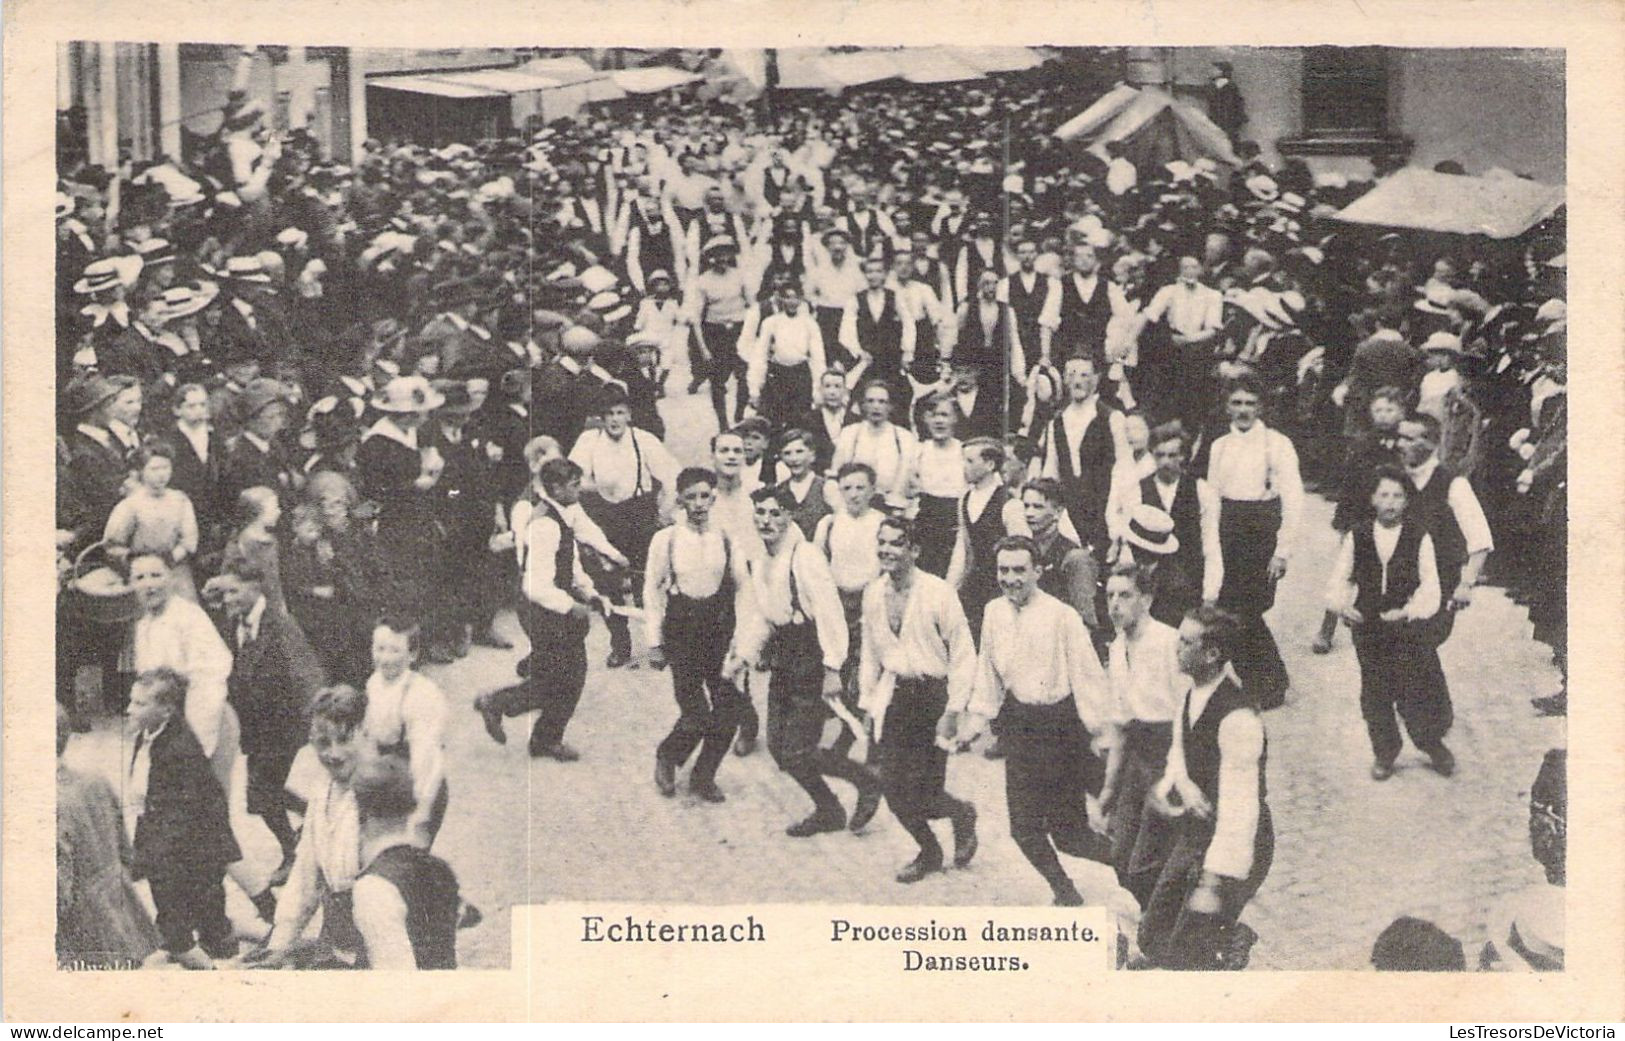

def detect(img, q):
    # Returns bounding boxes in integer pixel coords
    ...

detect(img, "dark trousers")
[701,321,746,424]
[1218,499,1289,704]
[1108,721,1176,908]
[1002,697,1108,895]
[880,678,967,862]
[1352,623,1453,763]
[761,362,813,434]
[656,594,743,786]
[815,307,848,367]
[147,868,233,956]
[764,622,877,816]
[1139,807,1274,970]
[490,602,589,751]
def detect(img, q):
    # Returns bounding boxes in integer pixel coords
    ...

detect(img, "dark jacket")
[130,721,242,880]
[227,604,326,758]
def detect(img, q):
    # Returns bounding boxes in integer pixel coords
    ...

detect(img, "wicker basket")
[61,540,142,625]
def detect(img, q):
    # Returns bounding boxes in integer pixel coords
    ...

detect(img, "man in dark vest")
[474,459,610,761]
[1139,605,1272,970]
[1001,237,1060,373]
[1137,420,1222,626]
[953,270,1024,437]
[1398,413,1494,652]
[946,437,1025,642]
[1046,244,1128,366]
[1019,478,1102,637]
[1041,354,1128,561]
[773,428,833,540]
[952,213,1007,310]
[1328,467,1453,780]
[840,256,913,405]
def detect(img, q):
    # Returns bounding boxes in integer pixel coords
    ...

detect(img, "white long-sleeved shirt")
[747,311,826,402]
[512,495,619,572]
[968,590,1115,741]
[1107,617,1186,726]
[270,778,361,950]
[859,570,977,739]
[1405,457,1495,557]
[521,495,599,614]
[1325,524,1441,620]
[804,245,867,312]
[832,422,918,504]
[813,508,885,593]
[363,668,447,848]
[1206,422,1304,560]
[131,599,233,759]
[735,528,848,672]
[568,427,677,505]
[642,521,752,648]
[1166,670,1265,881]
[909,439,967,499]
[1142,281,1224,339]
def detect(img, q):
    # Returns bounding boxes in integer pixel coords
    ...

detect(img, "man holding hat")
[1132,421,1223,627]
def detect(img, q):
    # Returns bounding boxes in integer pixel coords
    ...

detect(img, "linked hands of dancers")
[1149,770,1213,821]
[1267,554,1288,582]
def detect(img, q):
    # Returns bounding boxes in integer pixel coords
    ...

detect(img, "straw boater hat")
[371,375,445,414]
[1421,331,1466,356]
[1122,504,1179,556]
[203,255,274,284]
[73,256,143,295]
[151,281,220,322]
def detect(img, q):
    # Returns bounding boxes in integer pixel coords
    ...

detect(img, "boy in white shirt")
[813,463,886,762]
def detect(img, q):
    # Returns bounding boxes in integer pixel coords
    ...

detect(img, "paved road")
[66,373,1565,970]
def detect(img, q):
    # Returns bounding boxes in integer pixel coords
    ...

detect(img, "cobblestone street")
[67,383,1565,970]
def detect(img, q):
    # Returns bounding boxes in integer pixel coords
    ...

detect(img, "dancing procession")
[52,44,1567,973]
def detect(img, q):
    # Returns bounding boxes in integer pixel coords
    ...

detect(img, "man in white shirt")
[1140,606,1271,970]
[569,389,677,668]
[474,459,610,761]
[955,535,1116,906]
[813,463,886,765]
[747,283,827,431]
[832,381,918,508]
[1204,375,1302,709]
[859,515,980,883]
[1137,256,1224,423]
[645,468,754,802]
[1397,413,1494,647]
[1099,562,1187,910]
[726,485,884,837]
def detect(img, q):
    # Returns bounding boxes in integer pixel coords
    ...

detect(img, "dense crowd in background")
[53,48,1566,973]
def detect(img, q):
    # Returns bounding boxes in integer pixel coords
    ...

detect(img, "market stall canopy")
[369,75,508,99]
[610,66,702,94]
[946,46,1047,73]
[889,48,986,84]
[520,57,627,103]
[1054,84,1240,166]
[1331,167,1566,239]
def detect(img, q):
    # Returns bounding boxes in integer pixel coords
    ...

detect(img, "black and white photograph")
[46,37,1573,980]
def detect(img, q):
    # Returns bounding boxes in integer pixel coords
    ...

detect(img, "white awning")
[368,75,507,99]
[441,69,565,94]
[1333,168,1566,239]
[610,67,702,94]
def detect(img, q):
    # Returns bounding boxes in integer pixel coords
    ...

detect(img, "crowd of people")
[54,46,1566,972]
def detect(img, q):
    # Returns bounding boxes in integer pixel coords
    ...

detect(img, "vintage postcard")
[4,0,1622,1023]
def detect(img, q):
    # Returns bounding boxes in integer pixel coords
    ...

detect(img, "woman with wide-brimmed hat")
[355,376,446,620]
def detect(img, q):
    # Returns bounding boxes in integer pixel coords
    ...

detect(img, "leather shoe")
[457,901,484,930]
[690,780,726,803]
[1370,759,1395,781]
[654,757,677,797]
[733,732,757,757]
[982,737,1006,760]
[474,695,507,745]
[606,650,633,669]
[472,628,513,650]
[1310,631,1335,655]
[849,786,883,832]
[532,742,580,762]
[1531,693,1567,717]
[1052,884,1085,907]
[895,856,943,884]
[1427,744,1456,777]
[951,802,979,868]
[786,810,846,837]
